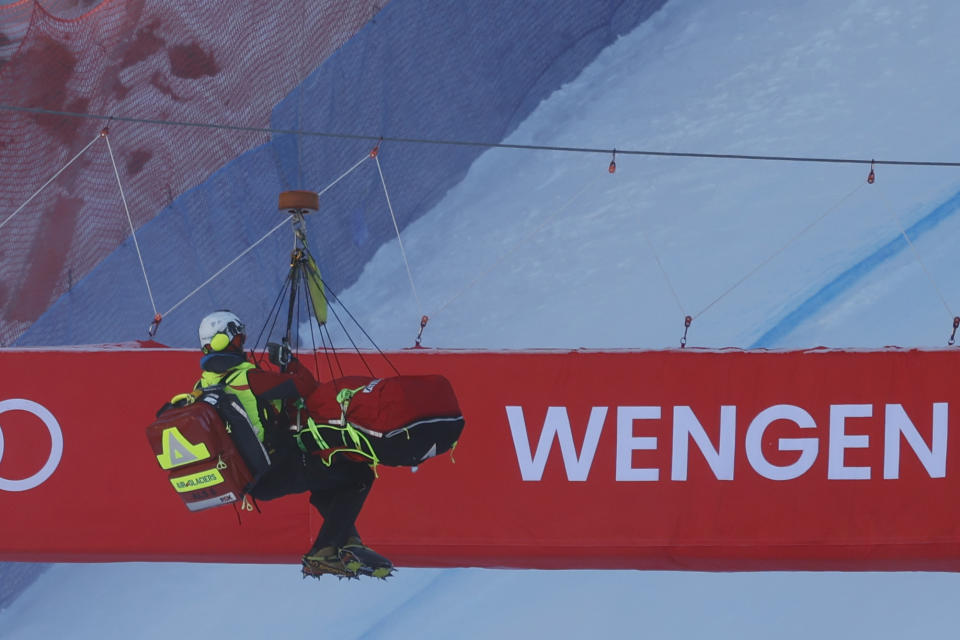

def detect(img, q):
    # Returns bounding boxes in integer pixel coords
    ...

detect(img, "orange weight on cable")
[278,190,319,212]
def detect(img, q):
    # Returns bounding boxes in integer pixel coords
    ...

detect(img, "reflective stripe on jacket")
[198,361,265,441]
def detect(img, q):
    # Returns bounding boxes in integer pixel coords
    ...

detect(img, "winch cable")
[318,325,342,381]
[296,259,342,380]
[250,267,292,368]
[302,244,399,377]
[258,213,398,381]
[310,297,342,382]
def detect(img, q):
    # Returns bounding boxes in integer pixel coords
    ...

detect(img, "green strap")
[295,418,329,453]
[296,417,381,476]
[335,386,366,413]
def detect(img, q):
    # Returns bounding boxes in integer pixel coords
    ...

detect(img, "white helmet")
[198,310,246,353]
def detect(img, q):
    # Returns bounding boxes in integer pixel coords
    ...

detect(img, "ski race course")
[4,0,960,638]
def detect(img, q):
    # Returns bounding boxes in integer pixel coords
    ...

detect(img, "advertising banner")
[0,347,957,570]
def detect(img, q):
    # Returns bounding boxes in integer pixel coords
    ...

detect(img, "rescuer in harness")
[193,309,394,579]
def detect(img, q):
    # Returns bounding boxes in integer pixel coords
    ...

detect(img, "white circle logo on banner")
[0,399,64,492]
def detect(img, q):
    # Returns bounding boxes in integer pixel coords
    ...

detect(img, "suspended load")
[145,188,464,516]
[296,375,464,467]
[266,190,464,469]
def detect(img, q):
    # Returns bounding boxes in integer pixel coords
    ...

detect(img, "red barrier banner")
[1,347,958,570]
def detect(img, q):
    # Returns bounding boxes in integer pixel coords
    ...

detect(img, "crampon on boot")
[301,545,356,580]
[338,538,395,579]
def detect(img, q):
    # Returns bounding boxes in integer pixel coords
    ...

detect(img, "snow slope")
[4,0,960,637]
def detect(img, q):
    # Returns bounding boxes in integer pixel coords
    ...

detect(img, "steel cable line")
[4,104,960,168]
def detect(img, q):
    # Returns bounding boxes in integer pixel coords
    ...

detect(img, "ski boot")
[301,545,357,580]
[338,537,395,579]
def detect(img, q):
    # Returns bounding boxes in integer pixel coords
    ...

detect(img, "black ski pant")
[251,451,374,551]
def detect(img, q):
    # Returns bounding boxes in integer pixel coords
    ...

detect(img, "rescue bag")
[297,375,464,467]
[146,390,270,512]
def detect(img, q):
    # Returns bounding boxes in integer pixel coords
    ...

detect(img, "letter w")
[506,406,607,481]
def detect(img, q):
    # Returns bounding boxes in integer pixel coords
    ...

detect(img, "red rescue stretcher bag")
[146,391,270,512]
[300,375,464,467]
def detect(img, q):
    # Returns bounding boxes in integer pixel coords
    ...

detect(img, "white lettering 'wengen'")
[506,403,948,482]
[0,399,64,492]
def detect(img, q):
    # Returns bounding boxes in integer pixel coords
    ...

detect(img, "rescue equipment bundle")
[295,374,464,467]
